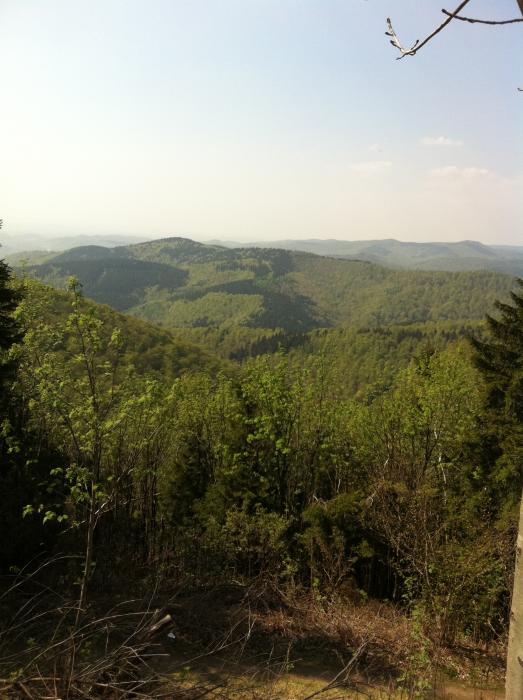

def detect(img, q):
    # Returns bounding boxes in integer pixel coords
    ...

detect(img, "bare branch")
[442,10,523,25]
[386,0,471,59]
[385,18,419,58]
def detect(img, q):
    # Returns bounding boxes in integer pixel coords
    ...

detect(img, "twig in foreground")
[386,0,471,58]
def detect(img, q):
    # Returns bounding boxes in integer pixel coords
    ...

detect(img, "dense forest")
[1,237,523,697]
[212,239,523,277]
[9,237,523,277]
[15,238,515,338]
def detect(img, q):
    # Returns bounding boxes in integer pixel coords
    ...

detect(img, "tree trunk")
[75,489,96,628]
[506,491,523,699]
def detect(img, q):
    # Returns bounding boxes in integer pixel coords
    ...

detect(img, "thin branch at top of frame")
[441,10,523,25]
[386,0,472,59]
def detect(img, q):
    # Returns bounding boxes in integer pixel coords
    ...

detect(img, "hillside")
[17,237,516,335]
[17,278,225,380]
[212,238,523,276]
[287,320,485,395]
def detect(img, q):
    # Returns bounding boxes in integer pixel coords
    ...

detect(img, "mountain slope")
[18,278,225,380]
[26,255,188,311]
[19,237,517,333]
[214,238,523,275]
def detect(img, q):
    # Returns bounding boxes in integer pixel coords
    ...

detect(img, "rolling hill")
[18,278,225,380]
[17,237,517,335]
[213,238,523,276]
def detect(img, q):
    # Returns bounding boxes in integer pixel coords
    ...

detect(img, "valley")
[2,0,522,695]
[13,237,515,350]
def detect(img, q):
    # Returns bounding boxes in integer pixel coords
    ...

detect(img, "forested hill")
[216,238,523,276]
[17,278,225,380]
[18,236,516,333]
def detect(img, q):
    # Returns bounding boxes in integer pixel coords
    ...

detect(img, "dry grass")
[152,583,505,699]
[0,571,506,699]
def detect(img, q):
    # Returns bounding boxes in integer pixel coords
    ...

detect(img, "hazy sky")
[1,0,522,244]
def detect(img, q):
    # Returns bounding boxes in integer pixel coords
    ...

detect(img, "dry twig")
[441,9,523,24]
[386,0,472,58]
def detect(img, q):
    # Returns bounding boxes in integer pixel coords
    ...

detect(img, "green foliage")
[132,291,265,329]
[220,506,291,579]
[13,277,224,380]
[470,279,523,506]
[18,237,516,335]
[0,257,62,571]
[344,345,510,640]
[288,320,484,397]
[301,492,366,594]
[217,238,523,277]
[2,270,522,657]
[0,255,21,394]
[15,280,167,531]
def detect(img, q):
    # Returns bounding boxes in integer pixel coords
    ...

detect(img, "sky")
[0,0,522,245]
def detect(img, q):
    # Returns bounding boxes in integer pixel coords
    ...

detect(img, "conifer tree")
[472,279,523,699]
[0,220,21,397]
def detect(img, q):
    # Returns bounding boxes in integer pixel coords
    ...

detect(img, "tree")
[386,1,523,60]
[0,221,41,573]
[382,5,523,687]
[0,220,21,399]
[471,280,523,699]
[356,347,494,643]
[17,278,172,624]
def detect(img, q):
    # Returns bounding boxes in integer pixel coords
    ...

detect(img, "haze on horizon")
[1,0,521,246]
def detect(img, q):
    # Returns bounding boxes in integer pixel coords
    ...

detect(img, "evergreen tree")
[472,279,523,415]
[471,279,523,496]
[0,220,21,396]
[0,220,41,573]
[471,279,523,700]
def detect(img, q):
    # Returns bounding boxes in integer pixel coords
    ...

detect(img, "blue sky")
[1,0,521,244]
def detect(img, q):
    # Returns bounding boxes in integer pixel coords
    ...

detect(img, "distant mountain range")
[1,233,152,255]
[208,238,523,276]
[5,236,523,276]
[13,236,517,334]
